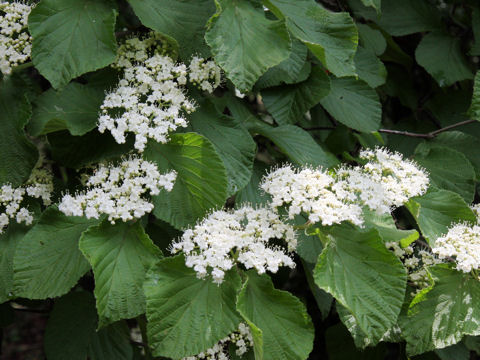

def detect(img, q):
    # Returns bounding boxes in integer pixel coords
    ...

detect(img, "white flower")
[334,147,429,214]
[58,157,176,223]
[188,56,221,93]
[99,33,196,152]
[181,323,253,360]
[171,205,296,284]
[432,222,480,273]
[0,2,33,75]
[260,165,364,226]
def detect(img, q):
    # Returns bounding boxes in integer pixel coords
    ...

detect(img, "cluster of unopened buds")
[98,32,221,152]
[0,168,53,233]
[58,157,176,223]
[182,323,253,360]
[0,2,33,75]
[171,205,297,284]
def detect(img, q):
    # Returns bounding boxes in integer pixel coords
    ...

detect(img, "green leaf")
[414,145,476,203]
[405,188,476,245]
[86,321,134,360]
[262,67,330,125]
[144,132,228,229]
[188,99,256,196]
[415,32,473,87]
[469,71,480,121]
[356,24,386,56]
[314,225,407,342]
[0,223,29,304]
[29,82,104,136]
[362,209,419,247]
[44,291,98,360]
[320,77,381,132]
[470,8,480,56]
[29,0,117,89]
[127,0,216,59]
[348,0,441,36]
[354,46,387,88]
[256,39,311,89]
[360,0,381,13]
[248,122,339,168]
[0,77,38,187]
[49,130,134,169]
[205,0,291,92]
[400,265,480,355]
[143,255,242,358]
[427,132,480,178]
[79,220,162,327]
[13,206,98,299]
[236,271,314,360]
[266,0,358,77]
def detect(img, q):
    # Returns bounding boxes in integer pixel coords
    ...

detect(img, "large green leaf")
[320,77,381,132]
[45,291,133,360]
[144,132,228,229]
[79,220,162,327]
[400,265,480,356]
[414,145,476,203]
[256,39,310,89]
[29,83,104,136]
[314,225,407,342]
[143,255,242,358]
[205,0,291,92]
[236,271,314,360]
[13,206,97,299]
[235,161,271,207]
[187,100,256,196]
[265,0,358,77]
[0,77,38,187]
[247,121,339,168]
[427,132,480,177]
[405,188,476,246]
[29,0,117,89]
[348,0,441,36]
[471,8,480,56]
[354,46,387,88]
[0,223,29,304]
[469,71,480,121]
[360,0,381,13]
[356,24,386,56]
[415,32,473,87]
[127,0,216,59]
[262,67,330,125]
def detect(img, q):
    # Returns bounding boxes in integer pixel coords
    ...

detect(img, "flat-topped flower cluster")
[171,205,296,284]
[98,32,221,152]
[0,2,33,75]
[0,167,53,233]
[59,157,176,223]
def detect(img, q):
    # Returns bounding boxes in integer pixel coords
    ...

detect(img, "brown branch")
[378,119,477,139]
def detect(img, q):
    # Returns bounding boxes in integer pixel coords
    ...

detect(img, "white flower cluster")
[0,168,54,233]
[335,148,429,214]
[0,2,32,75]
[188,56,221,93]
[58,157,176,223]
[171,205,297,284]
[98,51,194,152]
[260,165,364,226]
[432,222,480,273]
[182,323,253,360]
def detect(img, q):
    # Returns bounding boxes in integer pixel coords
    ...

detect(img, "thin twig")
[379,119,477,139]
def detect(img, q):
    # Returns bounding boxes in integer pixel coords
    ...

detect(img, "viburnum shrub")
[2,0,480,359]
